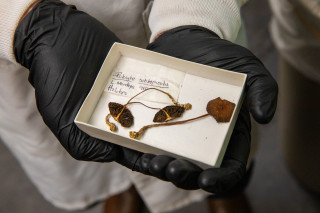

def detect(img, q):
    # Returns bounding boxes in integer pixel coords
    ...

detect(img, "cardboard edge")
[214,74,247,167]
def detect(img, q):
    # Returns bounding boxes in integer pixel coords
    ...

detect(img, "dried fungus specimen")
[206,97,235,122]
[153,105,185,122]
[109,102,134,127]
[130,114,209,139]
[105,88,192,131]
[105,114,117,132]
[130,97,235,139]
[105,102,134,132]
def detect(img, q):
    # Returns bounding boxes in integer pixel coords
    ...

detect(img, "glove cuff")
[148,0,247,42]
[0,0,39,63]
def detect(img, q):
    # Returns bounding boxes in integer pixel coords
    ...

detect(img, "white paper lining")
[104,57,185,104]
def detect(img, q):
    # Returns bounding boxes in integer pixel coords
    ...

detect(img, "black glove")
[13,0,154,173]
[146,26,278,194]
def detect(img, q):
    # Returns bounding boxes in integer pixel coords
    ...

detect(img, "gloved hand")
[13,0,154,173]
[146,26,278,194]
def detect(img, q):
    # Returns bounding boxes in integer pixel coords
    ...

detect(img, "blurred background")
[1,0,320,212]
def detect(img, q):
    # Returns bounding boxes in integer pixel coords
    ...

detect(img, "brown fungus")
[105,88,192,131]
[153,105,185,122]
[108,102,134,128]
[206,97,235,122]
[129,97,236,139]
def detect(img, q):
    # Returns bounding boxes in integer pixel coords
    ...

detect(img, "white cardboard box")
[75,42,246,169]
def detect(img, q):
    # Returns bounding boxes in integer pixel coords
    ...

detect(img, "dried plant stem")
[115,105,126,121]
[127,101,172,121]
[126,87,191,109]
[105,114,117,132]
[126,88,177,105]
[116,88,191,123]
[129,114,210,139]
[127,101,161,110]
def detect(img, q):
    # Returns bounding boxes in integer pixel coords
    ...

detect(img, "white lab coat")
[269,0,320,83]
[0,1,208,212]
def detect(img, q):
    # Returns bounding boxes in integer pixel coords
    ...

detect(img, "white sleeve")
[148,0,248,42]
[0,0,38,63]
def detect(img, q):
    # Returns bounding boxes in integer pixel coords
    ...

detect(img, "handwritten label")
[138,78,169,89]
[106,72,136,96]
[104,57,185,104]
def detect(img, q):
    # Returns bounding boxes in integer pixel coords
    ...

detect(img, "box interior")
[75,43,246,168]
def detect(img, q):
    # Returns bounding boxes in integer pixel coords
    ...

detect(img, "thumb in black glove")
[13,0,153,174]
[146,26,278,194]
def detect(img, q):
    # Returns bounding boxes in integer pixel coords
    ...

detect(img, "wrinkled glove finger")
[149,155,175,181]
[166,159,202,190]
[64,124,119,162]
[198,159,246,194]
[244,67,278,124]
[133,153,156,175]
